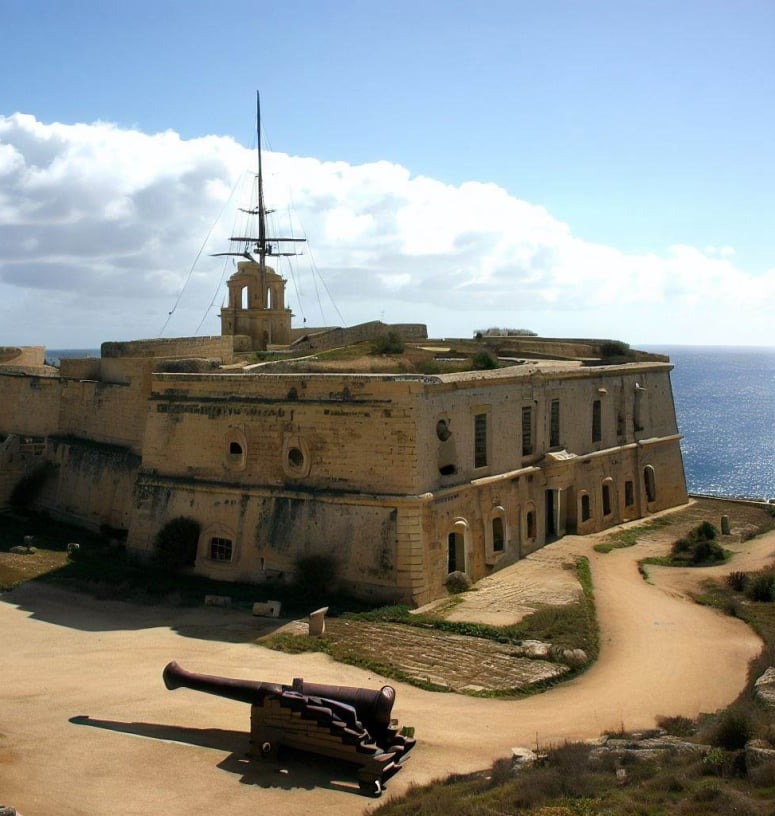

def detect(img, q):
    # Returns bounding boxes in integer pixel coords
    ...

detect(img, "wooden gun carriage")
[163,661,415,795]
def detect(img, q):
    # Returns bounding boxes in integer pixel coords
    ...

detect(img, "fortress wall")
[0,435,47,507]
[0,346,47,367]
[60,358,101,380]
[290,321,427,353]
[98,357,156,388]
[36,438,141,532]
[142,376,421,494]
[127,481,408,604]
[0,373,62,436]
[58,379,148,453]
[143,383,417,494]
[101,335,237,362]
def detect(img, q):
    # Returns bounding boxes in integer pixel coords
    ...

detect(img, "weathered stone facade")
[0,336,687,605]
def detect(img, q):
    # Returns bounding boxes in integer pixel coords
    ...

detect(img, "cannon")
[163,661,415,795]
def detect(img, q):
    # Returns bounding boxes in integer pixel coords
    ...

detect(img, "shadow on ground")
[0,581,290,642]
[69,715,371,796]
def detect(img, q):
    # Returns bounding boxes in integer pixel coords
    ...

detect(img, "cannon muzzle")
[163,661,282,705]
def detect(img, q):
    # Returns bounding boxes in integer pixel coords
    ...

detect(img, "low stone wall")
[291,321,427,353]
[0,346,46,367]
[101,336,238,363]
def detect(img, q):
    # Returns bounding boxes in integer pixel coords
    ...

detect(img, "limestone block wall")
[290,321,427,353]
[0,434,48,507]
[58,379,149,453]
[0,373,62,437]
[59,357,101,380]
[35,438,141,532]
[101,335,237,363]
[413,363,680,494]
[127,479,407,603]
[141,372,426,494]
[0,346,46,367]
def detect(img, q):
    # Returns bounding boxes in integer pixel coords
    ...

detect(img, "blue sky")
[1,0,773,347]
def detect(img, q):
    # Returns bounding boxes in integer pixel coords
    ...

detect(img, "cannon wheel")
[359,778,382,797]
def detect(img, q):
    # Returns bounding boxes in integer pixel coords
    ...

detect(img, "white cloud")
[0,113,773,347]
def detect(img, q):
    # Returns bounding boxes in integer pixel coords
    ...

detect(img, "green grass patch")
[594,516,673,553]
[261,557,598,694]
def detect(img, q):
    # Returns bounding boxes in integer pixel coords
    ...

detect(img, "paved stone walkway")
[322,619,568,693]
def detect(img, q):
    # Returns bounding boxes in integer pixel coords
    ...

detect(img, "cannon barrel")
[163,662,396,733]
[163,661,283,705]
[292,678,395,729]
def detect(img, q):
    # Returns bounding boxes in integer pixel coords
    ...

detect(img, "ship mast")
[213,91,304,266]
[256,90,266,262]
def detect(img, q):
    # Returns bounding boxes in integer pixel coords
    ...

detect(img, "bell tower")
[220,260,292,349]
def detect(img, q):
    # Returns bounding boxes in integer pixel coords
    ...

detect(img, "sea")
[645,346,775,502]
[47,346,775,502]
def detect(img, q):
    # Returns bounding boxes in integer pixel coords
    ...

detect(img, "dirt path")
[1,522,772,816]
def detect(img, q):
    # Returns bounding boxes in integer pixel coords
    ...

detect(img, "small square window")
[210,537,233,562]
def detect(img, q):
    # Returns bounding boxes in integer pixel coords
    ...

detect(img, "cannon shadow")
[68,715,364,795]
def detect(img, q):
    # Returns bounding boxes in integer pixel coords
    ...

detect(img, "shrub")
[294,553,338,602]
[373,332,404,355]
[709,708,753,750]
[690,520,719,542]
[691,538,725,565]
[599,340,631,359]
[152,517,200,572]
[745,571,775,602]
[726,571,748,592]
[445,570,473,594]
[656,714,695,737]
[471,350,497,370]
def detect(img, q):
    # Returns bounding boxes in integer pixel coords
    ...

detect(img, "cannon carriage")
[163,661,415,795]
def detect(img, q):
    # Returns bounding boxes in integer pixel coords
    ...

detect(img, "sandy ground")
[1,526,773,816]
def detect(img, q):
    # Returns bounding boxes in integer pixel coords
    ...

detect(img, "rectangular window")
[592,399,602,443]
[474,413,488,468]
[210,537,233,562]
[581,494,591,522]
[521,406,533,456]
[625,480,634,507]
[549,399,560,448]
[526,510,536,539]
[602,483,612,516]
[492,517,505,552]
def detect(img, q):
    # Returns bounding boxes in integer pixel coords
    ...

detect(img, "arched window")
[447,518,470,575]
[225,428,247,472]
[525,504,536,540]
[492,517,505,552]
[580,492,591,522]
[602,483,612,516]
[644,466,656,502]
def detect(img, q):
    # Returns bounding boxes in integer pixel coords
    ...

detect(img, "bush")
[657,714,695,737]
[599,340,631,359]
[709,708,753,750]
[471,350,497,370]
[670,522,725,566]
[445,570,473,594]
[152,517,200,572]
[294,553,338,602]
[690,520,719,542]
[745,571,775,602]
[691,538,725,565]
[373,332,404,355]
[726,571,748,592]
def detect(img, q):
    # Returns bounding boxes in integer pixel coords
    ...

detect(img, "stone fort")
[0,259,687,605]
